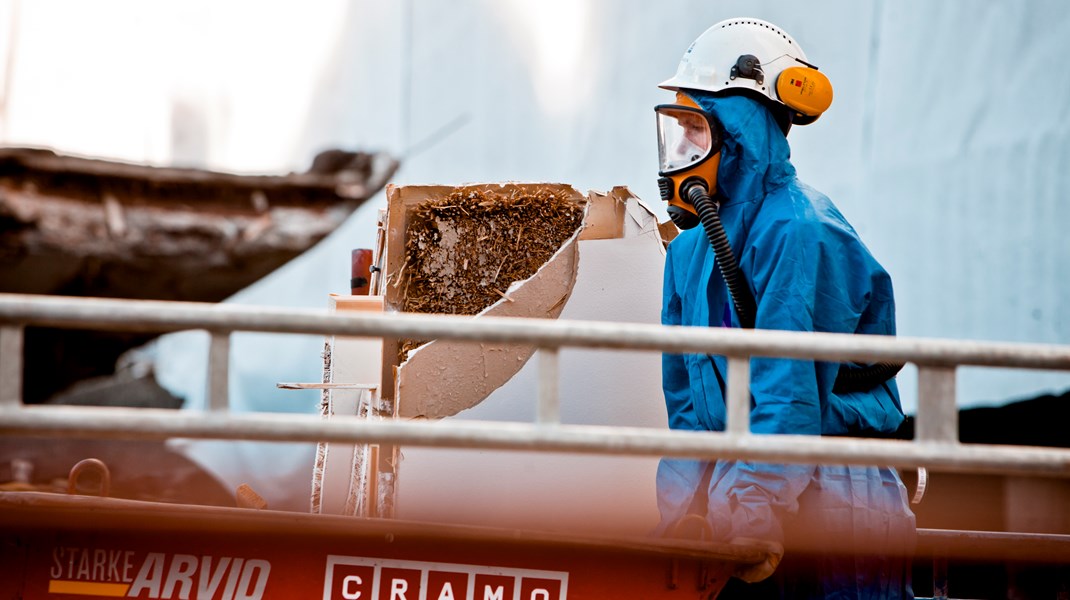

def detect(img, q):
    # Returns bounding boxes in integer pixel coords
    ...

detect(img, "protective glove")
[730,537,784,583]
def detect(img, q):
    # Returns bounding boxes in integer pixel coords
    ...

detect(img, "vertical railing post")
[726,356,751,435]
[207,331,231,412]
[0,325,24,407]
[537,347,560,425]
[916,365,958,444]
[932,555,949,600]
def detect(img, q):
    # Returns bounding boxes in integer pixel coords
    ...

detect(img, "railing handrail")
[2,405,1068,477]
[0,293,1068,369]
[0,292,1068,479]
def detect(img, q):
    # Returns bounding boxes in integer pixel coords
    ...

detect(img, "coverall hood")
[685,92,796,206]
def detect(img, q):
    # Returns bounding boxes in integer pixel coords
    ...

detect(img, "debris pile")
[395,187,584,361]
[399,187,585,316]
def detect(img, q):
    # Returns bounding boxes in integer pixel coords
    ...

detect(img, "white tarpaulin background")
[3,0,1068,509]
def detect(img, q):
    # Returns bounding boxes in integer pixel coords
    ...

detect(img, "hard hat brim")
[657,75,686,92]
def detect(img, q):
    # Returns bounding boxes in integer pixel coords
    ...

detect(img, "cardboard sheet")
[395,187,670,536]
[386,183,587,419]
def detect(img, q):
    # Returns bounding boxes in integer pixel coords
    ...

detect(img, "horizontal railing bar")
[2,406,1068,478]
[916,528,1070,563]
[2,294,1070,370]
[277,383,379,390]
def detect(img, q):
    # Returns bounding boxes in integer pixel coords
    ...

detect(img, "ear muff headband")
[728,54,834,122]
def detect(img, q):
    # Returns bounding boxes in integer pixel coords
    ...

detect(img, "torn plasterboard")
[588,185,669,244]
[320,184,670,533]
[395,187,670,535]
[384,183,587,419]
[386,184,668,419]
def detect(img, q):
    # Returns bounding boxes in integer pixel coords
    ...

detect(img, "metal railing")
[1,292,1069,478]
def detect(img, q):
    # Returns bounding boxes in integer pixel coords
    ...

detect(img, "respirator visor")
[655,105,717,175]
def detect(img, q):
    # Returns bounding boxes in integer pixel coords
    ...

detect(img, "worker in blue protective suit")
[653,18,916,600]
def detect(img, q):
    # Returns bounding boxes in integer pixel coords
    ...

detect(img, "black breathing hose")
[684,182,904,394]
[688,183,757,329]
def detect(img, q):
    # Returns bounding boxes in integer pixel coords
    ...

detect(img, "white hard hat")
[659,17,828,126]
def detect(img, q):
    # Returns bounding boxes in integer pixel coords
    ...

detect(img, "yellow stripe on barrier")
[47,580,130,597]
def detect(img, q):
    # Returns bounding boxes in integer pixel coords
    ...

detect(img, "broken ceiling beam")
[0,146,399,300]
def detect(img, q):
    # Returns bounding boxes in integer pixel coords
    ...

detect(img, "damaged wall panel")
[321,183,670,533]
[395,186,672,535]
[380,183,587,419]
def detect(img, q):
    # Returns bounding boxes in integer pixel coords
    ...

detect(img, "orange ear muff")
[776,66,833,118]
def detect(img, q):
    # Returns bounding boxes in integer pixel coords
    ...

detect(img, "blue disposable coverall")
[658,93,916,599]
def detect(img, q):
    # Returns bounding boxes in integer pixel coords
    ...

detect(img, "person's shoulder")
[754,181,861,246]
[783,181,859,236]
[753,180,819,227]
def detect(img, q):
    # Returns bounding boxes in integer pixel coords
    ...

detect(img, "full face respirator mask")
[655,93,722,230]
